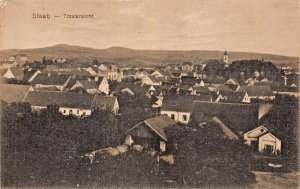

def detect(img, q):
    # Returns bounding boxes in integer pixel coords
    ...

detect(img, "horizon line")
[0,43,299,58]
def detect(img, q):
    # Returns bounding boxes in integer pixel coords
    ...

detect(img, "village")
[0,50,299,188]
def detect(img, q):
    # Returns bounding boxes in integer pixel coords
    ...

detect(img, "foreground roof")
[191,101,259,132]
[127,115,179,141]
[161,94,212,112]
[31,73,70,86]
[0,84,31,103]
[23,91,95,109]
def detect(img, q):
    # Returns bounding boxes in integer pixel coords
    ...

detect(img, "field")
[251,171,299,189]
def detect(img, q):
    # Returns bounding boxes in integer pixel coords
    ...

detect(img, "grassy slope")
[0,44,298,67]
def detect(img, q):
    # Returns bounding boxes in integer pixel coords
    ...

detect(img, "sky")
[0,0,299,57]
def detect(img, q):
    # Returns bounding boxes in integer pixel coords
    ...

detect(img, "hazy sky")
[0,0,299,56]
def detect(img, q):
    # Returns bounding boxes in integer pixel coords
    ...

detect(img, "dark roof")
[161,95,212,113]
[148,75,166,83]
[65,75,91,89]
[77,80,98,90]
[127,115,179,141]
[92,95,117,111]
[114,83,148,94]
[0,84,31,103]
[23,70,38,81]
[31,73,70,86]
[191,101,259,132]
[182,62,193,66]
[123,69,138,76]
[219,91,247,103]
[45,70,92,77]
[23,91,95,109]
[181,77,198,86]
[239,85,274,97]
[204,76,226,85]
[33,86,60,92]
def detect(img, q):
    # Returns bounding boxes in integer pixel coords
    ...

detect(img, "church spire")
[223,49,228,64]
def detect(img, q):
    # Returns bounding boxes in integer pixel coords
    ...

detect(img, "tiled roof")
[31,73,70,86]
[182,62,193,66]
[10,67,24,80]
[0,84,31,103]
[92,95,117,111]
[127,115,179,141]
[23,91,95,109]
[161,94,212,113]
[219,91,247,103]
[239,85,274,97]
[191,101,259,132]
[78,80,98,90]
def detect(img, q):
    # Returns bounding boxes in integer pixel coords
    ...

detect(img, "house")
[191,101,259,132]
[30,73,71,91]
[142,75,166,86]
[244,126,281,154]
[0,84,33,103]
[23,91,119,116]
[23,69,41,82]
[3,67,24,81]
[71,80,99,94]
[244,126,269,145]
[161,95,212,124]
[92,95,119,114]
[182,62,194,72]
[46,64,80,72]
[125,115,183,152]
[123,69,138,78]
[23,91,95,116]
[239,85,275,100]
[219,91,250,103]
[97,65,123,82]
[69,77,109,94]
[135,70,150,80]
[258,133,281,155]
[151,70,170,79]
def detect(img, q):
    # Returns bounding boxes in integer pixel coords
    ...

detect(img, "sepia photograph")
[0,0,299,188]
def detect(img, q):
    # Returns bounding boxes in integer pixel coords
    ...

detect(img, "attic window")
[260,129,264,132]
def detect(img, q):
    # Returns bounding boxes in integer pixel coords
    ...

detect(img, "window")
[183,115,187,121]
[77,110,80,114]
[69,109,73,114]
[171,114,175,120]
[264,144,274,154]
[63,110,66,113]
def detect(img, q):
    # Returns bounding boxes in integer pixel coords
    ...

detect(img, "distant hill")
[0,44,298,67]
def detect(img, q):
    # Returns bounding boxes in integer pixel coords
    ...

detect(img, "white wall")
[161,110,190,124]
[59,107,92,116]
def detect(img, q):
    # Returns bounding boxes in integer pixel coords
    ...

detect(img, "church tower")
[223,50,228,64]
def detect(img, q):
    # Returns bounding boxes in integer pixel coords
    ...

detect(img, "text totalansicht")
[32,13,94,19]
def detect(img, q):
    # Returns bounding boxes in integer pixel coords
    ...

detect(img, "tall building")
[223,50,228,64]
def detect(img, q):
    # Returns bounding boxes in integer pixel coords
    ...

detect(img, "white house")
[161,95,212,124]
[142,75,165,86]
[98,77,109,94]
[23,91,119,116]
[30,73,71,91]
[244,126,269,145]
[244,126,281,155]
[258,133,281,155]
